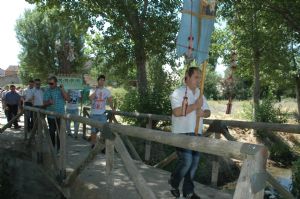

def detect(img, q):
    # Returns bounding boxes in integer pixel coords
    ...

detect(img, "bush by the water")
[243,95,293,165]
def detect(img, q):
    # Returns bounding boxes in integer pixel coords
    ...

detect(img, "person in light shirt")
[23,80,35,131]
[89,75,115,148]
[169,67,211,199]
[43,76,70,152]
[32,79,44,108]
[66,89,82,138]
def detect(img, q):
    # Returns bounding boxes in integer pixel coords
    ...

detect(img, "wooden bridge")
[0,106,297,199]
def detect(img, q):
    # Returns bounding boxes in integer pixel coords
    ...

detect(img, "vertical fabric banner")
[176,0,216,65]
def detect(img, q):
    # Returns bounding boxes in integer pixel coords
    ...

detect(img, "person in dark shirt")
[3,85,22,129]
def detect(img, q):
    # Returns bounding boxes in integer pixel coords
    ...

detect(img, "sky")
[0,0,226,76]
[0,0,34,70]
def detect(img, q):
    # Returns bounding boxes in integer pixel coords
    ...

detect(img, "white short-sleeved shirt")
[170,86,210,135]
[1,90,8,100]
[66,90,81,110]
[33,88,44,106]
[90,87,111,115]
[23,87,35,102]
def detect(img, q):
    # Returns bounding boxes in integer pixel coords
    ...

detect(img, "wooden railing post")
[145,119,152,162]
[37,111,43,164]
[233,147,268,199]
[82,108,87,139]
[41,118,60,174]
[24,109,29,140]
[59,117,67,180]
[106,138,115,199]
[211,132,221,187]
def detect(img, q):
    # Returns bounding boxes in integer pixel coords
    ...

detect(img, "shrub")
[270,143,294,165]
[242,94,292,164]
[119,59,174,127]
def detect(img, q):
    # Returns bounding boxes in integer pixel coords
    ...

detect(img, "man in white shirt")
[1,86,9,120]
[33,79,44,108]
[89,75,115,148]
[169,67,211,199]
[66,89,82,138]
[23,80,35,131]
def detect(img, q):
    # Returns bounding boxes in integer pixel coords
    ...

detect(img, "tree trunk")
[134,36,148,108]
[253,50,261,121]
[58,49,71,74]
[295,76,300,119]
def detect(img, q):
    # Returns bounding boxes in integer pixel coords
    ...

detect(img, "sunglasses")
[48,82,55,85]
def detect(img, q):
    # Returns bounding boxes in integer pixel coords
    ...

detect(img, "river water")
[268,166,293,191]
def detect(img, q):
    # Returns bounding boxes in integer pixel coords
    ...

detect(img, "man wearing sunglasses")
[43,76,70,152]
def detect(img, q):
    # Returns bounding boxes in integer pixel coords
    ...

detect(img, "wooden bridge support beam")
[145,119,152,162]
[211,133,221,187]
[233,147,268,199]
[106,137,115,199]
[0,110,24,133]
[41,118,60,174]
[114,133,157,199]
[37,112,43,164]
[59,118,67,180]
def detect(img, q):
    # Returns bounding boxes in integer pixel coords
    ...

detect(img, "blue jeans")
[90,114,107,134]
[170,133,200,196]
[66,109,79,136]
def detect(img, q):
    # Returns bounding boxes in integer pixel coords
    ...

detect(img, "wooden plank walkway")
[65,135,233,199]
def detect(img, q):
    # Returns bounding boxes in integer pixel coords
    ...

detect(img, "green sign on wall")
[57,75,84,91]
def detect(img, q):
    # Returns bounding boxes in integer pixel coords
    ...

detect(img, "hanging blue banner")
[176,0,216,65]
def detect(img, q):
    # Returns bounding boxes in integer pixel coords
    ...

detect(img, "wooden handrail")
[0,110,24,133]
[83,107,300,134]
[24,106,264,161]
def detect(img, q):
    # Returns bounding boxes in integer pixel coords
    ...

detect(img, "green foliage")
[292,158,300,198]
[204,67,222,100]
[29,0,182,100]
[242,93,288,123]
[15,8,89,82]
[220,0,300,111]
[255,96,288,124]
[119,57,175,125]
[270,143,294,165]
[110,87,128,109]
[242,94,293,164]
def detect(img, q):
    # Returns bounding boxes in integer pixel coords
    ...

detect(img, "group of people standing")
[1,75,113,153]
[1,68,210,199]
[1,79,45,129]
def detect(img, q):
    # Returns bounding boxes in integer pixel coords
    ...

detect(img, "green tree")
[220,0,295,120]
[16,8,88,82]
[27,0,181,110]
